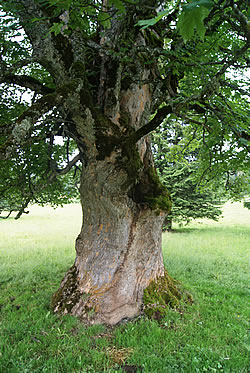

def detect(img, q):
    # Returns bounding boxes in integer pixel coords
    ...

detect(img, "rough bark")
[52,166,166,325]
[48,18,174,324]
[51,118,171,325]
[49,38,174,322]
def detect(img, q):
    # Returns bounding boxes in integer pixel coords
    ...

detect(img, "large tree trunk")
[52,130,171,325]
[50,7,174,325]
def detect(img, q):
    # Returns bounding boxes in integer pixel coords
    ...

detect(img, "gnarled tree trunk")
[15,0,174,325]
[50,21,174,323]
[52,125,171,324]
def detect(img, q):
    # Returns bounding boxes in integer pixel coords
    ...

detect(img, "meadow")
[0,202,249,372]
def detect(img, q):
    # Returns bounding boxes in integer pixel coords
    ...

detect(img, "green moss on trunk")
[129,166,172,213]
[121,140,143,186]
[51,265,85,314]
[143,272,193,320]
[143,167,172,213]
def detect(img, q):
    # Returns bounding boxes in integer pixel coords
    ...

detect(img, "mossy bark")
[50,25,176,325]
[52,131,173,325]
[143,272,193,320]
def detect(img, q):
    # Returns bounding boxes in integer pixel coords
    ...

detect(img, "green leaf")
[32,17,42,23]
[49,22,63,36]
[184,0,213,11]
[83,6,97,16]
[135,10,169,30]
[177,0,214,42]
[98,12,111,29]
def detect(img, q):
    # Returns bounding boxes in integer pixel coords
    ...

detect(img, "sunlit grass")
[163,202,249,283]
[0,202,249,372]
[0,204,81,282]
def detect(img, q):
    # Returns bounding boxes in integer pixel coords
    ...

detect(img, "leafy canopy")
[0,0,249,218]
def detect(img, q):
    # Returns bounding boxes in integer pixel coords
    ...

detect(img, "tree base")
[51,264,141,325]
[51,266,192,325]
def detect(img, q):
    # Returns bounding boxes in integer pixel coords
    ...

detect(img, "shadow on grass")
[165,225,249,235]
[166,228,197,234]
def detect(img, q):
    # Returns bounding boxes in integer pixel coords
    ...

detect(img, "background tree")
[153,121,223,230]
[160,163,223,231]
[153,125,225,231]
[244,200,250,209]
[0,0,249,325]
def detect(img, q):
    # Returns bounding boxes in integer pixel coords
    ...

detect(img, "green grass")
[0,202,249,372]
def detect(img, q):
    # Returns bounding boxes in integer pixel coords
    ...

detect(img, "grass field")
[0,202,249,372]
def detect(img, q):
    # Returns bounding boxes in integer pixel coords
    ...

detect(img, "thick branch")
[0,74,54,94]
[56,153,81,175]
[16,79,79,124]
[9,58,35,72]
[0,211,12,219]
[15,199,30,220]
[127,105,173,144]
[0,57,35,74]
[10,0,73,83]
[0,80,80,159]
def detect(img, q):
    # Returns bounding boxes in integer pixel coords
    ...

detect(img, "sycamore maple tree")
[0,0,249,325]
